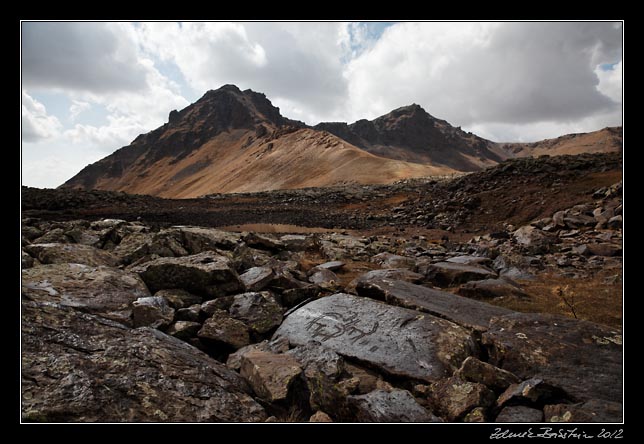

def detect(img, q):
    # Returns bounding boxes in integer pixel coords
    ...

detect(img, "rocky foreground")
[21,174,622,422]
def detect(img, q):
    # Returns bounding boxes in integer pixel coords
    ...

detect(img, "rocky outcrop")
[21,301,266,422]
[483,313,622,403]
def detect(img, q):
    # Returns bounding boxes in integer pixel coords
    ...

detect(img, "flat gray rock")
[355,278,513,331]
[273,294,477,383]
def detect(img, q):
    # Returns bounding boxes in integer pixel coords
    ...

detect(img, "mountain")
[61,84,622,198]
[498,127,622,157]
[62,85,451,198]
[315,104,507,170]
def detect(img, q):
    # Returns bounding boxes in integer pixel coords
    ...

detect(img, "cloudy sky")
[21,21,622,188]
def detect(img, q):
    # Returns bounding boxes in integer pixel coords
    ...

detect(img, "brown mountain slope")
[62,84,621,199]
[62,85,454,198]
[315,104,506,170]
[85,127,451,198]
[498,127,622,157]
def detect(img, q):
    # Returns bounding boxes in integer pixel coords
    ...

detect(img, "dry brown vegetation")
[488,271,622,328]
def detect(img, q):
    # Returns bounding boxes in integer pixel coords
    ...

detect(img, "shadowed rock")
[21,301,266,422]
[496,406,544,423]
[544,399,623,423]
[456,278,529,300]
[198,309,250,350]
[483,312,622,405]
[430,376,496,421]
[273,293,477,383]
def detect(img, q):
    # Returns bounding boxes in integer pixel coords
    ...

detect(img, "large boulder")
[21,301,266,422]
[113,231,188,265]
[132,252,242,298]
[356,278,513,331]
[482,313,622,405]
[24,243,119,267]
[273,294,477,383]
[347,389,441,422]
[173,226,240,253]
[22,264,150,326]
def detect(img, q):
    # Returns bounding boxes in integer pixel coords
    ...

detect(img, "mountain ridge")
[61,84,622,198]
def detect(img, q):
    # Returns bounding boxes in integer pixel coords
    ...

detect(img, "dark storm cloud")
[22,22,148,93]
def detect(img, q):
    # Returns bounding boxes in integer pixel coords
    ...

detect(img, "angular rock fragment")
[239,266,275,292]
[198,309,250,350]
[229,292,283,335]
[239,350,302,402]
[132,252,242,298]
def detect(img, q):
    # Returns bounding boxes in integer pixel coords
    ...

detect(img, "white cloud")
[69,100,90,121]
[343,22,622,137]
[22,90,62,142]
[135,22,350,124]
[596,61,622,104]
